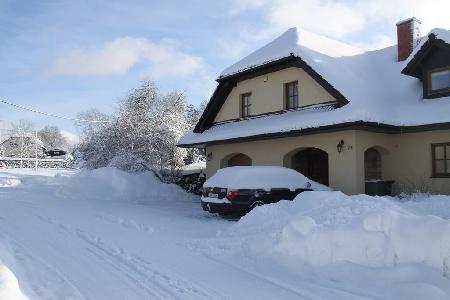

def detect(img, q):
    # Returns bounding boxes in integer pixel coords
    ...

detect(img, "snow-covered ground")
[0,168,450,299]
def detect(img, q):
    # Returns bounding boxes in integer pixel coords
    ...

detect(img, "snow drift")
[399,193,450,220]
[225,191,450,276]
[0,264,29,300]
[56,167,190,203]
[0,175,21,188]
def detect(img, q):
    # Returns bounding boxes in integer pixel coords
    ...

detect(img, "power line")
[0,99,111,123]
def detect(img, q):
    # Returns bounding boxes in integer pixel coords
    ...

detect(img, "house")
[179,18,450,195]
[0,135,47,158]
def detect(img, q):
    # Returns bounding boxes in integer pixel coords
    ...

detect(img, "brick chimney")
[396,17,421,61]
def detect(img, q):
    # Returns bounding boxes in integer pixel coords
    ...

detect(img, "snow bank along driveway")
[0,168,450,299]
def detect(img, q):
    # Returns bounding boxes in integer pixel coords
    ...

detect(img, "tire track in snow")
[95,212,155,233]
[74,229,221,300]
[0,232,89,300]
[34,214,176,298]
[201,252,374,300]
[34,213,223,300]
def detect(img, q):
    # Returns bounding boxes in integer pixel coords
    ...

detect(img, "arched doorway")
[364,147,382,180]
[291,148,329,185]
[227,153,252,167]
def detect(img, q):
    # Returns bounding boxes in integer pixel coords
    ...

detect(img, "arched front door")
[292,148,329,185]
[227,153,252,167]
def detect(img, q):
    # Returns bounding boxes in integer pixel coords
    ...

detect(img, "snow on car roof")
[203,166,331,191]
[180,27,450,146]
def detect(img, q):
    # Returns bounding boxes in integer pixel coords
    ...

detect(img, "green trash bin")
[365,180,395,196]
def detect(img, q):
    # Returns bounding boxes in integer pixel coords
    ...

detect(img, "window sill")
[430,175,450,179]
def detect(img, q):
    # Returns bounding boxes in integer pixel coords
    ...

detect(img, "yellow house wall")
[205,129,450,195]
[206,131,359,195]
[354,130,450,194]
[214,67,336,123]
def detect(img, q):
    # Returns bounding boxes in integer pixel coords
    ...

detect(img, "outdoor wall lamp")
[337,140,345,153]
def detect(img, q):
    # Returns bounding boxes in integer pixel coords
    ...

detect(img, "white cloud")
[50,37,205,78]
[230,0,450,42]
[359,0,450,33]
[267,0,366,38]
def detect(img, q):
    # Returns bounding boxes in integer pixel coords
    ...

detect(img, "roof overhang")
[179,121,450,148]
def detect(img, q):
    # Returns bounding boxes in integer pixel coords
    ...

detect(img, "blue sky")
[1,0,449,133]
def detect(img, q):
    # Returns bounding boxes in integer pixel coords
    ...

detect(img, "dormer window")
[428,66,450,96]
[240,92,251,118]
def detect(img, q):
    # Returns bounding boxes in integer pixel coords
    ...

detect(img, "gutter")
[178,121,450,148]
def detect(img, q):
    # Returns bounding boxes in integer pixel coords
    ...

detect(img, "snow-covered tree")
[74,110,117,169]
[115,82,191,171]
[184,100,207,165]
[38,126,68,150]
[75,80,204,172]
[7,120,45,166]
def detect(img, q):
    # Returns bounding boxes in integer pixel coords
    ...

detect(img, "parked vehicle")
[0,161,6,169]
[201,166,331,216]
[46,149,67,157]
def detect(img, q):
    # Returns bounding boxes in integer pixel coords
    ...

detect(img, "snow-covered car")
[201,166,331,216]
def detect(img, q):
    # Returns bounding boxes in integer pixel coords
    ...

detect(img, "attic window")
[240,92,252,118]
[428,66,450,95]
[285,81,299,109]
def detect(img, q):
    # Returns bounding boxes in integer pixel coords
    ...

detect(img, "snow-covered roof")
[220,28,363,78]
[180,27,450,146]
[1,135,44,146]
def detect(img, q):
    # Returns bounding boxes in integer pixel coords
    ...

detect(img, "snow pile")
[181,161,206,176]
[56,167,189,203]
[0,264,29,300]
[224,191,450,275]
[0,175,21,188]
[203,166,331,191]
